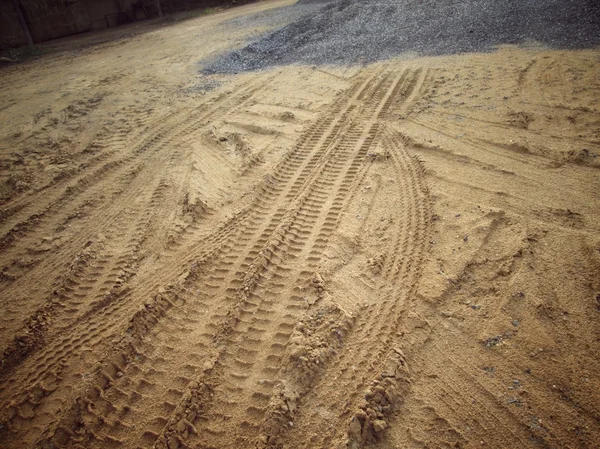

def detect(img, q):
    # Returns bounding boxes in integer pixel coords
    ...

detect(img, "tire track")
[270,72,433,448]
[156,68,416,449]
[190,121,378,447]
[114,69,391,449]
[406,116,554,170]
[149,70,389,448]
[406,336,540,449]
[0,77,266,261]
[140,68,381,284]
[392,228,594,449]
[0,76,280,447]
[276,125,431,448]
[0,77,272,373]
[0,104,166,249]
[28,69,385,449]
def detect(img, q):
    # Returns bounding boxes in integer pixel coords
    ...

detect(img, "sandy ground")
[0,1,599,448]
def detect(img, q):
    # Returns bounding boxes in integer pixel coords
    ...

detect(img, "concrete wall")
[0,1,28,49]
[22,0,92,43]
[1,0,257,51]
[86,0,135,30]
[1,0,149,49]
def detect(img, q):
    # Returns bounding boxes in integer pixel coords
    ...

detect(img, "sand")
[0,1,599,448]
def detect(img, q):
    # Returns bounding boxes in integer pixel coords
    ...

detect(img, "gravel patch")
[202,0,600,74]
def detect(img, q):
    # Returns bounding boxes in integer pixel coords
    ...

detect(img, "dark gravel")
[202,0,600,74]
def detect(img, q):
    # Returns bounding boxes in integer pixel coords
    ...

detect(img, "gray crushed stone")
[202,0,600,74]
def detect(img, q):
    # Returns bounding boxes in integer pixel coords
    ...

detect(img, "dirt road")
[1,1,599,448]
